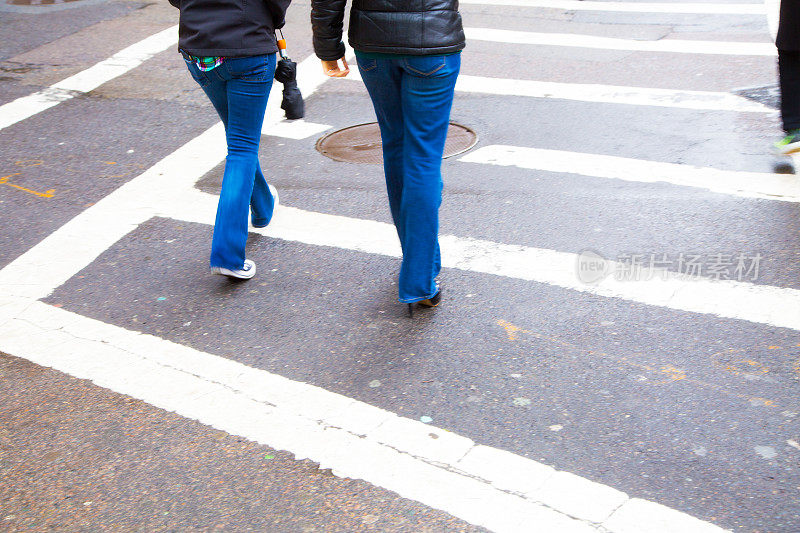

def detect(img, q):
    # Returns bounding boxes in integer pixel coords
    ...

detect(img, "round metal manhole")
[316,122,478,164]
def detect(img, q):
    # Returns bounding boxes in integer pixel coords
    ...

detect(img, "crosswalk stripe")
[0,302,727,533]
[460,145,800,203]
[343,69,775,113]
[766,0,780,38]
[346,70,769,113]
[455,75,770,112]
[163,188,800,332]
[0,17,777,530]
[465,27,776,56]
[0,46,739,527]
[459,0,764,15]
[0,25,177,132]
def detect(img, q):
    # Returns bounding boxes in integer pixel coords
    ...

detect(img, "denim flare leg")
[356,53,460,303]
[184,54,277,270]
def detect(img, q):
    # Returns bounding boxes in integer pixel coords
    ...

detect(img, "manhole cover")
[733,83,780,110]
[316,122,478,164]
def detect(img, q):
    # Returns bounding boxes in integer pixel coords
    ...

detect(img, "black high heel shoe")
[407,288,442,317]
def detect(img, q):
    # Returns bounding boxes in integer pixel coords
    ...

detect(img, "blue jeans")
[356,53,461,303]
[184,53,277,270]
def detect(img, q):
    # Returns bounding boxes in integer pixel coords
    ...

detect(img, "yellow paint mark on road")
[768,346,781,350]
[497,319,786,410]
[711,350,772,377]
[653,365,687,385]
[8,184,55,198]
[0,172,55,198]
[752,398,776,407]
[14,159,43,168]
[497,319,529,341]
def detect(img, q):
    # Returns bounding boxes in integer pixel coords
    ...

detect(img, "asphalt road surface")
[1,0,798,532]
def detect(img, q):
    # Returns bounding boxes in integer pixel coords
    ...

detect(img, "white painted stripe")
[459,0,764,15]
[265,119,332,139]
[0,55,329,303]
[0,38,746,533]
[346,70,770,113]
[765,0,780,39]
[168,188,800,332]
[0,301,729,533]
[0,26,178,132]
[460,144,800,203]
[457,75,771,112]
[465,27,776,56]
[0,123,227,302]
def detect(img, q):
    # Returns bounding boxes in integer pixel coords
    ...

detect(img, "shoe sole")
[776,141,800,156]
[211,260,256,279]
[779,145,800,156]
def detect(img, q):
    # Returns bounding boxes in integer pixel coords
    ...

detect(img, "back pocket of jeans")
[227,56,271,81]
[184,59,211,87]
[403,55,446,77]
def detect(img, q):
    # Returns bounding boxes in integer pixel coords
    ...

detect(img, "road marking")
[166,188,800,332]
[0,302,728,533]
[0,172,54,198]
[455,75,771,112]
[459,0,764,15]
[465,27,776,56]
[265,119,332,139]
[0,25,177,132]
[765,0,779,38]
[0,36,749,533]
[496,320,778,407]
[346,70,770,112]
[460,145,800,202]
[0,53,334,303]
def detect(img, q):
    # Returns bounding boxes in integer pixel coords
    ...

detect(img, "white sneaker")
[211,259,256,279]
[252,184,279,228]
[269,183,279,208]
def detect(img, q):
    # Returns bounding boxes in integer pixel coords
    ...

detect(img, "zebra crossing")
[0,0,794,531]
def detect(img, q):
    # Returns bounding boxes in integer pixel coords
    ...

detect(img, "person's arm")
[266,0,291,30]
[311,0,349,77]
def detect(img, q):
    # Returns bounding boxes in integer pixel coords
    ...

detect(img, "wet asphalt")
[1,0,799,531]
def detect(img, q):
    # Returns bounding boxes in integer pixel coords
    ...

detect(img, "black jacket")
[169,0,291,57]
[311,0,465,60]
[777,0,799,51]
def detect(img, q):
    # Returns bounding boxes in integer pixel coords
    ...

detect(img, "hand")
[322,57,349,77]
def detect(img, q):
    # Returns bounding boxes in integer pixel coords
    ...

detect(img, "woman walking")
[776,0,800,155]
[170,0,290,279]
[311,0,465,315]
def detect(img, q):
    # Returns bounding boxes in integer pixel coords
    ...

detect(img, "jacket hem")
[178,45,279,57]
[348,41,465,56]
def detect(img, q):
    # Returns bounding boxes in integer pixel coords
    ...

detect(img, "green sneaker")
[775,129,800,156]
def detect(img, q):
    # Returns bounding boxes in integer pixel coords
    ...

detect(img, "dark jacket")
[777,0,799,51]
[169,0,291,57]
[310,0,465,60]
